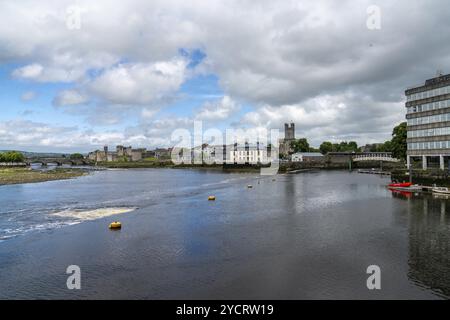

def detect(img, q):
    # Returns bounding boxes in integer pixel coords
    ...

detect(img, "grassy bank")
[0,168,86,186]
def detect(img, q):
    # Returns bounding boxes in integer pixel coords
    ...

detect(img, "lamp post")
[409,162,412,184]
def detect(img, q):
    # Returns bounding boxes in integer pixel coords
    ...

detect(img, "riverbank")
[391,169,450,187]
[0,167,87,185]
[96,161,268,172]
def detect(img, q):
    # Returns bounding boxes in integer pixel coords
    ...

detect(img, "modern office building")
[406,72,450,170]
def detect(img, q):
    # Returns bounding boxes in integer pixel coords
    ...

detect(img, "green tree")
[390,122,407,160]
[330,141,359,152]
[0,151,25,162]
[348,141,358,151]
[319,141,333,154]
[70,153,84,160]
[367,122,405,159]
[369,144,378,152]
[291,138,310,153]
[373,141,393,152]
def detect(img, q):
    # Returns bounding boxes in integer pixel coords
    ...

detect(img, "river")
[0,169,449,299]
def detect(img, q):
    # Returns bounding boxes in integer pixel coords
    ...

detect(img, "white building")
[291,152,324,162]
[171,143,276,165]
[228,144,272,164]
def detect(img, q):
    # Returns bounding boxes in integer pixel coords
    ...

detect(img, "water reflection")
[391,191,450,297]
[2,170,449,299]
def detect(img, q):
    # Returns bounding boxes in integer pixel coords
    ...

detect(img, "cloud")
[53,89,89,106]
[0,120,79,150]
[13,64,43,80]
[20,110,34,116]
[141,108,159,119]
[1,0,449,151]
[195,96,238,121]
[88,59,187,106]
[0,116,198,152]
[20,91,37,101]
[237,92,405,146]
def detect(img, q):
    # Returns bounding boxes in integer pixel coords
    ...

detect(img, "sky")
[1,0,450,153]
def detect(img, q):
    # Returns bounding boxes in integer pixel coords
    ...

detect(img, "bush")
[0,151,25,163]
[70,153,84,160]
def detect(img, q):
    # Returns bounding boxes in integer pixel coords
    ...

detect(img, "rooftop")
[292,152,324,157]
[406,73,450,94]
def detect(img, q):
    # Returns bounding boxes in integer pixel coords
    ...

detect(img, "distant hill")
[0,150,71,159]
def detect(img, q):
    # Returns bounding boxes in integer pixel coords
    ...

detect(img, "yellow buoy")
[208,196,216,201]
[109,221,122,229]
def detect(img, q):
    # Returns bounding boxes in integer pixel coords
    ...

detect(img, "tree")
[70,153,84,160]
[369,144,378,152]
[348,141,358,151]
[319,141,333,154]
[291,138,310,153]
[364,122,406,159]
[373,141,393,153]
[0,151,25,163]
[390,122,407,160]
[327,141,359,152]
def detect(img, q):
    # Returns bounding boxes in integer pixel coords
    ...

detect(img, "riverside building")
[406,72,450,170]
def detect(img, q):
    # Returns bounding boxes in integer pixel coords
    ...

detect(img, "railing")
[352,154,400,162]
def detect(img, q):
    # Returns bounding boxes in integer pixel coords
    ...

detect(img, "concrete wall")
[327,154,352,164]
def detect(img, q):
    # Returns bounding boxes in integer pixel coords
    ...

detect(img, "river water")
[0,169,449,299]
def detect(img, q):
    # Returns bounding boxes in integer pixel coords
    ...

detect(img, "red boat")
[388,182,412,188]
[391,189,413,198]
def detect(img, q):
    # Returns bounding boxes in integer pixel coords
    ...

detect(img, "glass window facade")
[407,99,450,114]
[406,85,450,102]
[408,140,450,150]
[407,126,450,138]
[407,112,450,126]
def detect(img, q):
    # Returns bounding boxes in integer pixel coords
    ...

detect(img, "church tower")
[284,122,295,141]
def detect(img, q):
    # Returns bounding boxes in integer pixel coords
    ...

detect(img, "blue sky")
[0,49,251,152]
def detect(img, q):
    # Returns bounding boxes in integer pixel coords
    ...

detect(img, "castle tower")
[116,145,124,157]
[284,122,295,141]
[104,145,108,154]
